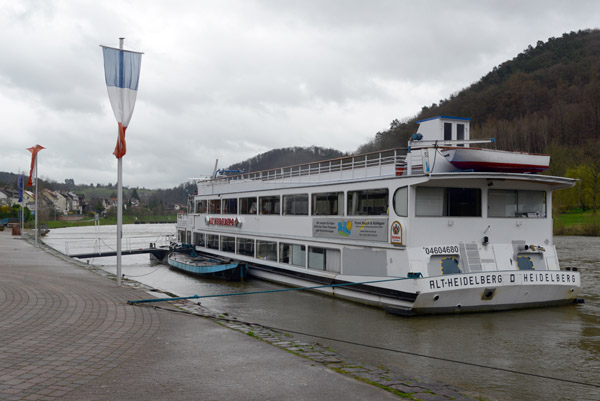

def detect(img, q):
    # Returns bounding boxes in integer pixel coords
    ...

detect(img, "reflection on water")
[44,226,600,401]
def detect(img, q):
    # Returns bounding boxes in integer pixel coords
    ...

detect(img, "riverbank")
[554,209,600,236]
[0,230,482,401]
[42,214,177,228]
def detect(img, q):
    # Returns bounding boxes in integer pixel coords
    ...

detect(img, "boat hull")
[168,253,245,281]
[441,147,550,173]
[248,262,581,316]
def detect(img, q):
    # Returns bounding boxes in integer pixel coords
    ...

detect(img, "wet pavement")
[0,230,482,400]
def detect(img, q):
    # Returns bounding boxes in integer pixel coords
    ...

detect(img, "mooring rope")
[127,276,409,304]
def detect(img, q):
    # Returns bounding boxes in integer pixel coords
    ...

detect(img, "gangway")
[69,247,168,260]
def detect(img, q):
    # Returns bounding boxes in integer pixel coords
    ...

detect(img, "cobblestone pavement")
[0,233,160,400]
[0,231,484,401]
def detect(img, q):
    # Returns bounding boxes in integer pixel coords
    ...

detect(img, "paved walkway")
[0,231,479,400]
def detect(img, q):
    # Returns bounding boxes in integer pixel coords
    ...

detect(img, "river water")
[44,225,600,401]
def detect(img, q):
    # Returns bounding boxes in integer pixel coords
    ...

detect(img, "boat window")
[280,243,306,267]
[393,187,408,217]
[236,238,255,257]
[257,240,277,261]
[312,192,343,216]
[260,196,281,215]
[222,198,238,214]
[195,200,207,214]
[283,194,309,215]
[221,236,236,253]
[457,124,465,147]
[457,124,465,140]
[240,197,257,214]
[415,187,481,217]
[444,123,452,140]
[207,234,219,249]
[347,188,388,216]
[308,247,341,273]
[208,200,221,214]
[488,190,546,218]
[194,232,205,247]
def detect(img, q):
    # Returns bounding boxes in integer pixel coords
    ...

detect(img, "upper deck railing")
[196,147,410,188]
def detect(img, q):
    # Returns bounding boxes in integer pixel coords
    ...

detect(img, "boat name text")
[429,272,578,290]
[206,217,240,227]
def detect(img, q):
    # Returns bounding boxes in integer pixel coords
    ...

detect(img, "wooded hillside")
[226,146,346,173]
[359,29,600,155]
[357,29,600,213]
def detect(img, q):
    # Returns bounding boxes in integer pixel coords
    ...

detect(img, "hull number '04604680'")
[423,245,459,255]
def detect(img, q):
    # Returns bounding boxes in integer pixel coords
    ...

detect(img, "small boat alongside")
[168,244,246,281]
[440,147,550,173]
[176,115,582,315]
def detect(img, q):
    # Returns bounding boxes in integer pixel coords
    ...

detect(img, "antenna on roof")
[211,159,219,179]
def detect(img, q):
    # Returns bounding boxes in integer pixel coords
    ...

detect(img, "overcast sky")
[1,1,599,189]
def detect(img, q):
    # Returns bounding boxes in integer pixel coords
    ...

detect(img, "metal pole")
[19,171,24,237]
[116,37,124,286]
[34,154,39,246]
[21,181,24,236]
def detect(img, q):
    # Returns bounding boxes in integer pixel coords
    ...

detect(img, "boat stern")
[407,269,581,315]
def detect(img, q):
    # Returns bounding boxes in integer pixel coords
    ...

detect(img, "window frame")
[347,188,389,216]
[283,194,309,216]
[415,186,482,217]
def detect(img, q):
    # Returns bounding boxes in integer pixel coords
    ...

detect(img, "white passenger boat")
[176,116,581,315]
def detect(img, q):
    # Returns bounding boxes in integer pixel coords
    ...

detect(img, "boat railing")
[197,147,410,187]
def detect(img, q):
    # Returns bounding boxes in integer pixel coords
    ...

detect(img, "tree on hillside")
[353,30,600,205]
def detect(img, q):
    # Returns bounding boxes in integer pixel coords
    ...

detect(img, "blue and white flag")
[17,174,24,202]
[101,45,143,158]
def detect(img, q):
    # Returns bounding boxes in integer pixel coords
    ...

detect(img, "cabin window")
[222,198,238,214]
[178,230,185,243]
[236,238,255,257]
[240,197,257,214]
[280,243,306,267]
[393,187,408,217]
[208,199,221,214]
[488,190,546,218]
[221,236,236,253]
[308,247,341,273]
[196,200,207,214]
[260,196,281,215]
[415,187,481,217]
[207,234,219,249]
[312,192,343,215]
[457,124,465,147]
[257,240,277,261]
[194,232,206,247]
[444,123,452,140]
[283,194,309,215]
[347,188,388,216]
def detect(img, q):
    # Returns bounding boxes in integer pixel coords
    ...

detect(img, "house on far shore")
[42,189,68,215]
[0,188,34,206]
[0,189,8,205]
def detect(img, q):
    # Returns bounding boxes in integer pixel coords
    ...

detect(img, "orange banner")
[26,144,45,186]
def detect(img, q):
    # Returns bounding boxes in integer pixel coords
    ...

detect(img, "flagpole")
[116,37,124,287]
[20,172,24,237]
[35,154,39,246]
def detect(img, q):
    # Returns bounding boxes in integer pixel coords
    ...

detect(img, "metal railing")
[198,148,409,188]
[63,234,174,256]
